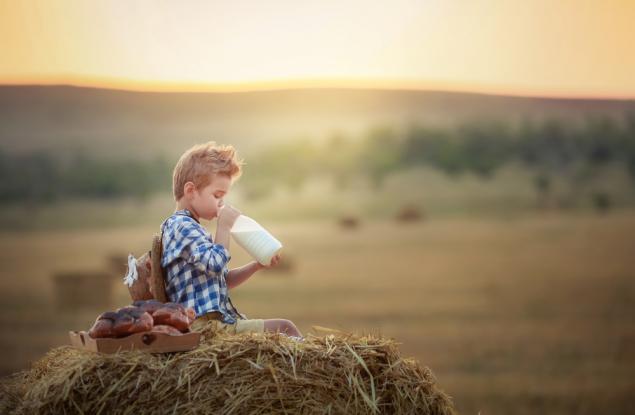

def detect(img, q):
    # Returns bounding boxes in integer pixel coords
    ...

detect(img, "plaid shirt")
[160,209,246,324]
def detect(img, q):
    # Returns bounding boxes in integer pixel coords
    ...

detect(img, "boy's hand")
[258,253,282,270]
[217,204,241,229]
[269,253,282,267]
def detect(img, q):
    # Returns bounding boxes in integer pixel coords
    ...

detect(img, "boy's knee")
[280,319,292,330]
[265,319,300,336]
[282,319,301,337]
[275,319,293,333]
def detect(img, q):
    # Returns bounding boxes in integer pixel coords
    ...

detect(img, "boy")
[160,142,302,338]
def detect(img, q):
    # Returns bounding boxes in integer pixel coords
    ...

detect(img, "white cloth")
[122,254,139,287]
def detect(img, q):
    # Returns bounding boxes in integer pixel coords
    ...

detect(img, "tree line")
[0,152,171,203]
[1,114,634,204]
[245,114,635,195]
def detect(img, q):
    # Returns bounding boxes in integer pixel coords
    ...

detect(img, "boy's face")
[188,174,232,221]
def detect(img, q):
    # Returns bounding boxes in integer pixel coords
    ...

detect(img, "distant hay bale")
[395,205,424,223]
[338,216,360,230]
[53,271,114,311]
[0,327,456,415]
[592,192,612,214]
[105,252,129,276]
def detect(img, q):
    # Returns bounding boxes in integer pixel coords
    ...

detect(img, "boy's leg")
[191,319,225,333]
[190,312,226,333]
[193,316,301,337]
[263,319,302,337]
[233,319,265,335]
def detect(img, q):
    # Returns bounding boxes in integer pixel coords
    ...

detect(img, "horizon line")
[1,75,634,101]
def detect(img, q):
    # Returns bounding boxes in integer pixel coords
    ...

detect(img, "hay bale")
[338,216,360,230]
[0,327,456,415]
[395,205,424,223]
[105,252,129,276]
[53,271,114,311]
[592,192,612,214]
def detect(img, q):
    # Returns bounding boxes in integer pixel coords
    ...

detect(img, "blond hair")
[172,142,243,201]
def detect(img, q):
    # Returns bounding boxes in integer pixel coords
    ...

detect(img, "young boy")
[160,142,302,338]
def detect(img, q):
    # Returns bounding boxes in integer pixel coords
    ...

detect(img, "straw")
[0,324,456,414]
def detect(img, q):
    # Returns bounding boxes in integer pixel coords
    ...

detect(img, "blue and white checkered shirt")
[160,209,246,324]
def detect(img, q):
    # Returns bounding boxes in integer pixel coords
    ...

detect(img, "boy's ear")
[183,181,196,198]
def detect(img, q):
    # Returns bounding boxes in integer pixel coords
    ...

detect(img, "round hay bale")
[395,205,424,223]
[338,216,360,230]
[0,327,456,415]
[592,192,612,214]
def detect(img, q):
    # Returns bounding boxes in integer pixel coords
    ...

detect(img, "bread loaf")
[88,301,196,338]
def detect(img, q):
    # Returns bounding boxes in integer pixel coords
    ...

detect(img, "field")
[0,211,634,414]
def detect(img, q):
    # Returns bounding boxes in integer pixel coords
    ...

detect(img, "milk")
[230,215,282,266]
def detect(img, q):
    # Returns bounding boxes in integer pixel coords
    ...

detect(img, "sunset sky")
[1,0,634,98]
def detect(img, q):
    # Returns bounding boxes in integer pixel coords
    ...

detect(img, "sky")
[1,0,634,98]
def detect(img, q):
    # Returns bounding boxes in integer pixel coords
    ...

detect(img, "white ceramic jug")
[230,215,283,266]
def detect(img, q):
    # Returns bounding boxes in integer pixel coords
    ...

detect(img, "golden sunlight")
[1,0,634,97]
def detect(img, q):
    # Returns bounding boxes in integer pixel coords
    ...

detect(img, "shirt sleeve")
[178,220,231,273]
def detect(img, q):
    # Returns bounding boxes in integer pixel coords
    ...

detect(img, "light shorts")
[191,311,265,335]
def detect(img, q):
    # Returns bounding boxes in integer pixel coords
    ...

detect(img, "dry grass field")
[0,211,634,414]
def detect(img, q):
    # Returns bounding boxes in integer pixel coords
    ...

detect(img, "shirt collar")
[174,208,199,223]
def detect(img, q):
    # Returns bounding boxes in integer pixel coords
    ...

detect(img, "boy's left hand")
[269,253,282,268]
[257,253,282,270]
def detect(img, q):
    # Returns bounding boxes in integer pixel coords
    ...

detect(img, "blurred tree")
[241,138,315,196]
[240,178,275,202]
[2,113,635,206]
[402,125,464,175]
[359,126,401,188]
[458,121,513,178]
[581,116,620,165]
[322,131,359,190]
[517,118,577,172]
[624,112,635,180]
[12,152,61,203]
[533,173,553,209]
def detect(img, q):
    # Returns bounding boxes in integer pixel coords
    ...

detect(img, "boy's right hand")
[217,204,241,230]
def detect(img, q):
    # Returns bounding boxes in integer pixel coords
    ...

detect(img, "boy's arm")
[183,222,231,273]
[226,254,282,289]
[214,223,231,253]
[226,261,264,289]
[213,203,241,255]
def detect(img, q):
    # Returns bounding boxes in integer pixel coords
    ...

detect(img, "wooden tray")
[69,330,201,354]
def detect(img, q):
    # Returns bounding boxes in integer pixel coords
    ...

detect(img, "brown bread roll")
[153,303,191,332]
[113,306,154,337]
[132,299,165,316]
[88,311,119,338]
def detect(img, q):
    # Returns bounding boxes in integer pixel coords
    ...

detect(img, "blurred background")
[1,1,634,413]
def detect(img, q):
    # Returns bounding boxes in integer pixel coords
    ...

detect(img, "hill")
[1,85,634,159]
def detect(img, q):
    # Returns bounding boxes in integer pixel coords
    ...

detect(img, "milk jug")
[230,215,283,266]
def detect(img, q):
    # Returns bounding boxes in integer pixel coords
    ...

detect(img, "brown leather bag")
[126,233,168,302]
[149,234,169,302]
